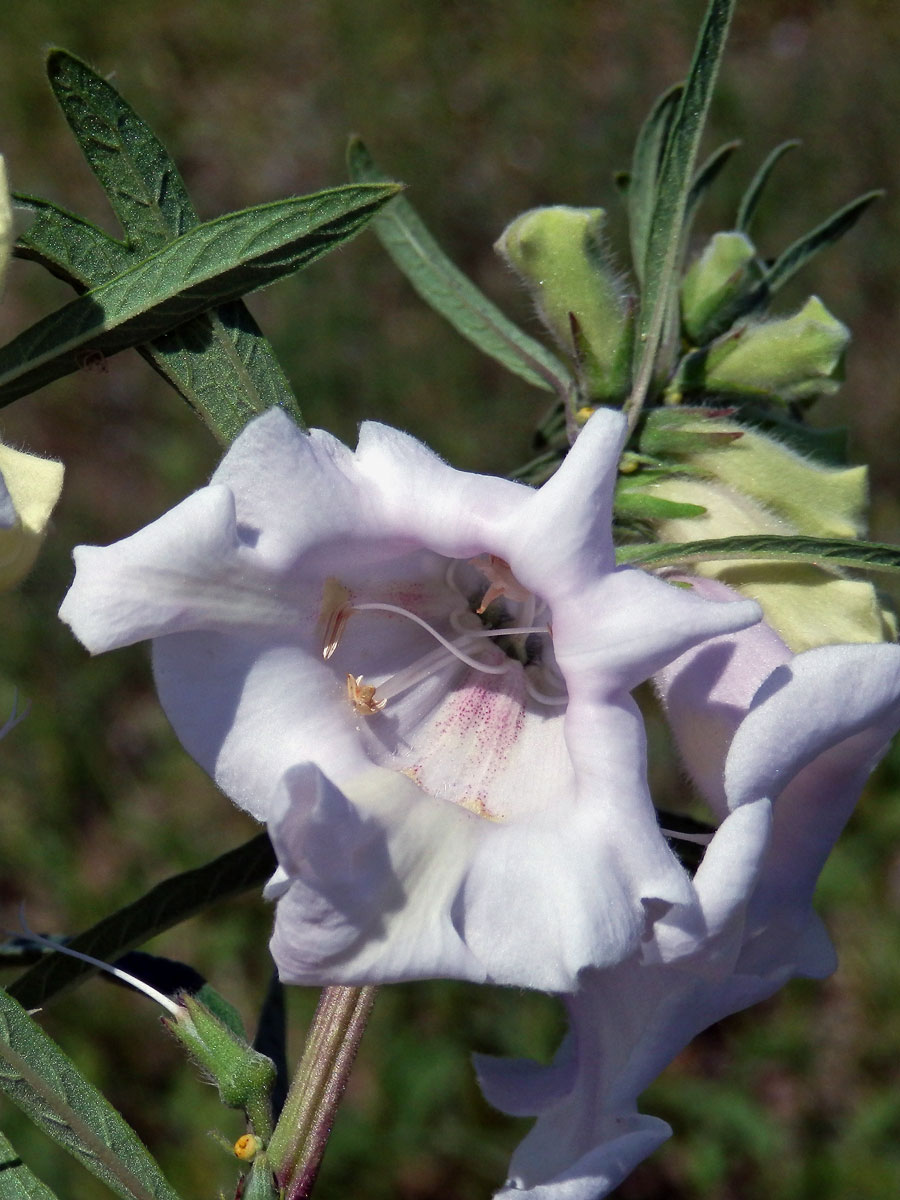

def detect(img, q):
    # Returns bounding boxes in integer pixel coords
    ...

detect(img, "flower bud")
[679,296,850,403]
[496,205,633,400]
[0,442,64,590]
[646,476,894,652]
[635,415,895,652]
[166,993,275,1136]
[680,231,763,344]
[643,411,866,540]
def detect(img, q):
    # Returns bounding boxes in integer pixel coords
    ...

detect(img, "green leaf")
[33,48,307,443]
[347,137,571,396]
[616,533,900,574]
[14,196,303,443]
[685,139,741,227]
[736,139,800,234]
[14,195,130,288]
[626,82,683,284]
[759,189,883,298]
[46,49,196,250]
[9,833,276,1013]
[626,0,737,425]
[0,989,182,1200]
[0,183,398,411]
[0,1129,60,1200]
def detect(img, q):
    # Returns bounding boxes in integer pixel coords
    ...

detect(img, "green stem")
[267,986,377,1199]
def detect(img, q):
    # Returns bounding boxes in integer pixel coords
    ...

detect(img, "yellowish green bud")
[680,231,763,344]
[0,442,64,590]
[681,295,850,403]
[644,413,867,541]
[496,205,633,401]
[646,476,894,652]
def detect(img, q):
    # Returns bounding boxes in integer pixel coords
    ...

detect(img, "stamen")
[351,602,515,674]
[346,673,386,717]
[470,554,532,614]
[319,578,353,660]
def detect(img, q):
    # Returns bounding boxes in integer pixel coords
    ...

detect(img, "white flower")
[59,408,760,990]
[478,589,900,1197]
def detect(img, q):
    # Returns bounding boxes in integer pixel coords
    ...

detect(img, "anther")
[319,578,353,660]
[346,673,386,717]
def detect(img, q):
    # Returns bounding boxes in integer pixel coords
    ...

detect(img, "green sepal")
[639,406,743,456]
[614,485,707,521]
[165,994,275,1139]
[241,1151,280,1200]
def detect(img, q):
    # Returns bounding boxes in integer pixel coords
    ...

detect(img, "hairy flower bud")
[636,414,894,651]
[496,206,633,401]
[678,296,850,403]
[680,230,763,344]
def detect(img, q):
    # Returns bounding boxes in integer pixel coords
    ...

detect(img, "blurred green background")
[2,1,900,1197]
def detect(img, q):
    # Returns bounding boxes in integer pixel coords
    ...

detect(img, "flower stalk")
[268,985,377,1199]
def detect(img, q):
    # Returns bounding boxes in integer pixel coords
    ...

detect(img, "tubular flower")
[478,582,900,1198]
[59,408,761,990]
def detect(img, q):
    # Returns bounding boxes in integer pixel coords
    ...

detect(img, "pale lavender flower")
[59,409,760,990]
[478,586,900,1197]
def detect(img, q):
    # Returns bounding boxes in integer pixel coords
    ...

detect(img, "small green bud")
[496,206,633,401]
[680,296,850,403]
[680,231,763,344]
[166,993,275,1137]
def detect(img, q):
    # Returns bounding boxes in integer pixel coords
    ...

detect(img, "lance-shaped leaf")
[685,139,741,228]
[617,533,900,573]
[9,833,276,1012]
[736,139,801,234]
[625,82,683,284]
[46,48,197,249]
[0,989,182,1200]
[347,137,571,397]
[627,0,737,425]
[0,183,399,409]
[0,1129,60,1200]
[15,197,302,443]
[758,189,883,299]
[37,49,305,442]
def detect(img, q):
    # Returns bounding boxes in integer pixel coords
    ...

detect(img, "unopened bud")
[0,442,64,590]
[679,296,850,403]
[496,206,633,401]
[680,231,763,344]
